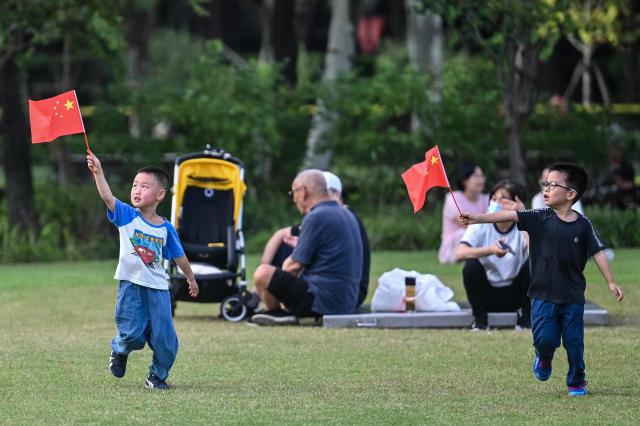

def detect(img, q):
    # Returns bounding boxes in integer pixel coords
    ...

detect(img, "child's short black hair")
[455,162,482,190]
[138,166,170,190]
[547,162,588,202]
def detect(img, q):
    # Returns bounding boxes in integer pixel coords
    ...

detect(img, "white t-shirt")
[108,199,184,290]
[531,192,584,214]
[460,223,528,288]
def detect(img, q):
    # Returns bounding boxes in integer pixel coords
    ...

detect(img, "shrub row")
[2,183,636,263]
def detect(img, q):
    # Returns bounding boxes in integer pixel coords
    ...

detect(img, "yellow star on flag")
[64,99,74,111]
[430,155,439,166]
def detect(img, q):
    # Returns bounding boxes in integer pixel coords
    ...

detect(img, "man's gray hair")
[296,169,328,197]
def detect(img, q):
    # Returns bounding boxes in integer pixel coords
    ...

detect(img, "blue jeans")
[531,298,585,387]
[111,281,178,380]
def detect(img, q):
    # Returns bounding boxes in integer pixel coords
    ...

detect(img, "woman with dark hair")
[455,179,530,331]
[438,162,489,264]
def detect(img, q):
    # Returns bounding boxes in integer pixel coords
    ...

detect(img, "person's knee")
[462,259,481,275]
[534,330,561,351]
[117,331,147,349]
[462,259,483,287]
[253,264,273,289]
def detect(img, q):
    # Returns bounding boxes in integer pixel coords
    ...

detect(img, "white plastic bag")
[371,268,460,312]
[415,274,460,312]
[371,268,407,312]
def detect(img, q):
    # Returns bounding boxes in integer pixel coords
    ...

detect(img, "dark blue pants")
[111,281,179,381]
[531,298,585,387]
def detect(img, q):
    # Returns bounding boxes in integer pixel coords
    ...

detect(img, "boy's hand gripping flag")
[402,146,459,213]
[29,90,85,144]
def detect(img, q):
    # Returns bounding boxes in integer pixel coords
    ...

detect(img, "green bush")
[0,184,118,262]
[362,204,444,251]
[359,204,640,251]
[584,206,640,248]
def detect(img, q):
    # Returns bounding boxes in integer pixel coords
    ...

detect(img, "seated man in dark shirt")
[259,171,371,308]
[252,170,363,325]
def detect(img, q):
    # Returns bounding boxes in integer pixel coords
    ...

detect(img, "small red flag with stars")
[402,145,452,213]
[28,90,85,144]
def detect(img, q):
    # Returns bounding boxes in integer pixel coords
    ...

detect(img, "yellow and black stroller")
[166,145,258,321]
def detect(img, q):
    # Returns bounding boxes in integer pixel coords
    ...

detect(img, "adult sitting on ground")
[455,180,531,331]
[252,169,363,325]
[324,172,371,307]
[438,162,489,264]
[259,171,371,308]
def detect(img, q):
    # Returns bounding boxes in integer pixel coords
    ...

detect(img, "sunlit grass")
[1,250,638,424]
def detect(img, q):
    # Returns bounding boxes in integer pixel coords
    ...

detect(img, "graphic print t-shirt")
[108,199,184,290]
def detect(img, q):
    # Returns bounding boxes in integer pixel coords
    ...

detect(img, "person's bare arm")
[86,152,116,211]
[174,255,199,298]
[282,256,304,276]
[593,250,624,302]
[260,227,291,264]
[458,210,518,226]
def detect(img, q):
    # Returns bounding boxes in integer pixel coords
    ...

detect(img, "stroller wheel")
[220,295,248,322]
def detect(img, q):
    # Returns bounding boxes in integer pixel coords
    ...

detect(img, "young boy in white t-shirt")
[87,152,198,390]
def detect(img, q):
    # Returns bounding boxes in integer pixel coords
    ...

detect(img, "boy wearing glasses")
[459,163,624,397]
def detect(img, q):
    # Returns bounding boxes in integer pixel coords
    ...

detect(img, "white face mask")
[487,201,502,214]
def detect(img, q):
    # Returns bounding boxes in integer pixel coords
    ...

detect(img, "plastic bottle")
[405,275,416,312]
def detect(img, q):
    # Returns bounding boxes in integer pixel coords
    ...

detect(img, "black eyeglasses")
[539,181,574,192]
[288,186,304,197]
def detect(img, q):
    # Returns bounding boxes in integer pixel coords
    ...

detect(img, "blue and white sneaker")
[568,381,588,397]
[532,356,552,381]
[109,351,128,378]
[145,373,170,390]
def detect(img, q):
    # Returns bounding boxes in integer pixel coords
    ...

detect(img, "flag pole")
[448,188,463,216]
[83,132,91,153]
[72,90,91,152]
[435,145,462,216]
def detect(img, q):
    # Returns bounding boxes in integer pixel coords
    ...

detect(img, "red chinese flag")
[402,145,451,213]
[28,90,85,143]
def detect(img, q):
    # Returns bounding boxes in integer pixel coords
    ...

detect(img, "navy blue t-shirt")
[517,208,605,304]
[292,200,363,315]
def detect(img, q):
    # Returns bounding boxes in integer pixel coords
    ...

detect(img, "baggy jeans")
[111,281,178,380]
[531,298,585,387]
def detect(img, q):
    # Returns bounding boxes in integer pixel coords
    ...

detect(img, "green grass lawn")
[1,250,638,425]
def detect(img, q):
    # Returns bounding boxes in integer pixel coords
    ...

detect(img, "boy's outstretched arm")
[458,210,518,227]
[86,151,116,211]
[593,250,624,302]
[174,255,199,298]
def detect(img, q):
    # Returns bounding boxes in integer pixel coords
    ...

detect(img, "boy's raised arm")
[593,251,624,302]
[86,151,116,211]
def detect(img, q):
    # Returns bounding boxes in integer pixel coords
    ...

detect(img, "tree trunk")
[624,0,640,102]
[258,0,297,84]
[0,56,39,231]
[626,41,639,102]
[322,0,355,81]
[124,3,155,138]
[505,113,526,184]
[258,0,275,63]
[497,35,541,184]
[406,0,442,134]
[388,0,406,40]
[303,0,355,170]
[580,46,592,106]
